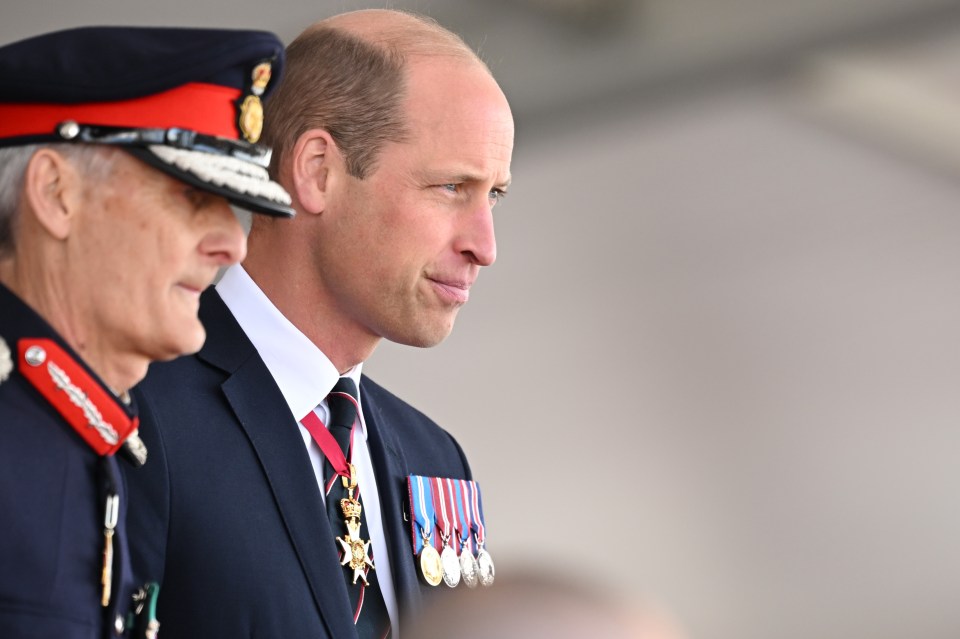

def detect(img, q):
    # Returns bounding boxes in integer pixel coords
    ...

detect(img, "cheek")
[112,230,184,300]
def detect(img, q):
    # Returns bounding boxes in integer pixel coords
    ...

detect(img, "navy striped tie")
[324,377,391,639]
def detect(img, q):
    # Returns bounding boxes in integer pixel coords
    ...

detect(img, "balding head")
[319,9,482,61]
[261,9,489,183]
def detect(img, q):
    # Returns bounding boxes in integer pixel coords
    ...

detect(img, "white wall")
[366,80,960,639]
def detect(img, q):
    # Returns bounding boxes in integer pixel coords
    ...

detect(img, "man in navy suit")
[0,26,291,638]
[124,8,514,639]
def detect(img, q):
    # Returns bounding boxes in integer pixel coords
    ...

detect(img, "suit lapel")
[361,378,424,619]
[198,290,359,639]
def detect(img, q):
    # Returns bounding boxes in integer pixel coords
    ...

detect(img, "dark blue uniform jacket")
[0,283,138,639]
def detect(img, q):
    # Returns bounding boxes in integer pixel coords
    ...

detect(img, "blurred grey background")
[5,1,960,637]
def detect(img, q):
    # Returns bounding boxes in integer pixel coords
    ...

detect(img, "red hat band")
[0,82,242,141]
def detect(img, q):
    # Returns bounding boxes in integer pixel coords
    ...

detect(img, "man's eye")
[489,188,507,207]
[439,184,459,194]
[183,188,207,209]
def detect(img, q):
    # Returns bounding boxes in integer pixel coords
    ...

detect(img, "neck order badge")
[300,395,375,585]
[300,377,391,638]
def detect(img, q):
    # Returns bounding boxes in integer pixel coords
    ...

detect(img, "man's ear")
[289,129,340,215]
[22,148,82,241]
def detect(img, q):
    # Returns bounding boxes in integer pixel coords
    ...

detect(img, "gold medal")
[335,465,375,585]
[336,519,374,585]
[419,544,443,587]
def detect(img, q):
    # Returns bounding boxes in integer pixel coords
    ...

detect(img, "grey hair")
[0,144,118,257]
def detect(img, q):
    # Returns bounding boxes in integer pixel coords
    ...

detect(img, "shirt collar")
[216,265,366,434]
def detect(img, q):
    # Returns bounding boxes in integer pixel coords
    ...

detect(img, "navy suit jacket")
[124,289,472,638]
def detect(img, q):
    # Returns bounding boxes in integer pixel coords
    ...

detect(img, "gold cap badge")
[237,61,272,143]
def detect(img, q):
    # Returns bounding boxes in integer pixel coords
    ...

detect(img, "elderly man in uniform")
[0,26,292,638]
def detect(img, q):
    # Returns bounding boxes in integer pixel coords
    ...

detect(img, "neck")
[242,245,379,375]
[0,256,145,394]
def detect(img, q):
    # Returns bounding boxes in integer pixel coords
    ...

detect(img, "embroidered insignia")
[237,95,264,143]
[121,430,149,467]
[250,62,272,96]
[18,338,139,456]
[236,60,272,143]
[0,336,11,385]
[48,360,120,445]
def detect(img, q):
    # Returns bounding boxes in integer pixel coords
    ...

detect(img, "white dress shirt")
[216,264,399,633]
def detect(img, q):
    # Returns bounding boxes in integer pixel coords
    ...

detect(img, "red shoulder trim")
[17,338,138,456]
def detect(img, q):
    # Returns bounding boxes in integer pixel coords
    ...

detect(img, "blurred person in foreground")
[0,26,291,638]
[124,8,513,639]
[406,569,687,639]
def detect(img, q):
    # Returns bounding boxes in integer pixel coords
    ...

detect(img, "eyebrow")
[446,172,512,190]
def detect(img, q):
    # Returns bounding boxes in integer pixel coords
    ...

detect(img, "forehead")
[77,150,177,207]
[397,56,514,172]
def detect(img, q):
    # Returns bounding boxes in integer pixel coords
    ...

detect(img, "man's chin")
[152,324,207,362]
[389,317,456,349]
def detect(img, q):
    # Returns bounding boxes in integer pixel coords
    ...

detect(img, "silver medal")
[459,548,479,588]
[476,548,495,587]
[440,544,461,588]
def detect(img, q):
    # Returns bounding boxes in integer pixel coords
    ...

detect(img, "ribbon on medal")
[433,477,462,587]
[453,479,472,555]
[406,475,443,586]
[431,477,452,551]
[467,480,484,552]
[413,475,435,554]
[467,480,495,587]
[453,479,480,588]
[300,411,351,480]
[444,478,462,556]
